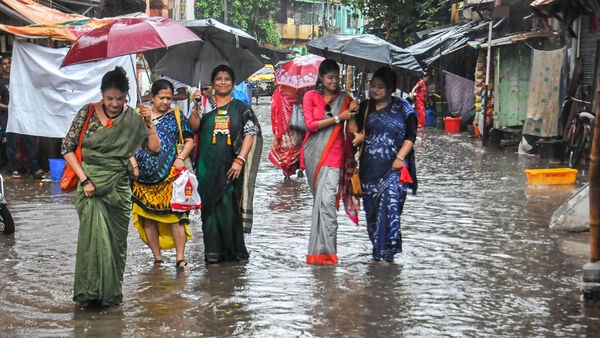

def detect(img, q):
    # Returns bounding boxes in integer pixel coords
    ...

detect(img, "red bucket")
[444,117,461,133]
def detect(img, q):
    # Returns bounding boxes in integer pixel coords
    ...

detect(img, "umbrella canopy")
[61,17,201,67]
[144,18,264,86]
[306,33,423,74]
[274,54,324,89]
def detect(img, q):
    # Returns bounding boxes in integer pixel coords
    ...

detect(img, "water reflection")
[0,97,599,336]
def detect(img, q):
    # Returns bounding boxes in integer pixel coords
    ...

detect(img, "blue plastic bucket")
[426,109,436,127]
[48,158,66,181]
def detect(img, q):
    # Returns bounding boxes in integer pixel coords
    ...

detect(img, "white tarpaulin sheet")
[8,40,138,138]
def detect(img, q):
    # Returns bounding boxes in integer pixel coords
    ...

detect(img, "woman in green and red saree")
[62,67,161,307]
[189,65,262,265]
[301,59,360,265]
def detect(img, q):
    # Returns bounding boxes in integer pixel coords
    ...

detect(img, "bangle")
[176,156,185,161]
[233,158,244,166]
[131,163,138,168]
[396,155,404,161]
[145,121,152,128]
[334,116,340,124]
[236,155,246,163]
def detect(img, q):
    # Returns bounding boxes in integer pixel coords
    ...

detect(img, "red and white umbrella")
[61,16,201,67]
[274,54,325,89]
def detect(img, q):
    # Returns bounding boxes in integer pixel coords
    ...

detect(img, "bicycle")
[0,173,14,235]
[562,97,594,168]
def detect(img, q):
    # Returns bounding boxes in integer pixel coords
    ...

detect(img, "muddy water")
[0,96,599,336]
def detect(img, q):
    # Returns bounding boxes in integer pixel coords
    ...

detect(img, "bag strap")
[174,107,184,145]
[78,103,94,146]
[357,101,370,160]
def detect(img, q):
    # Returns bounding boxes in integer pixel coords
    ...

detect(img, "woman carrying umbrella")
[268,85,306,179]
[62,67,161,307]
[302,59,360,265]
[189,65,262,264]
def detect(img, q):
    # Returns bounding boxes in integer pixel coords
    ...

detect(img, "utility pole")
[223,0,227,24]
[582,43,600,301]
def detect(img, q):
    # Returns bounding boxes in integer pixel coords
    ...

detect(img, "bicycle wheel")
[0,203,14,235]
[563,121,577,164]
[568,126,585,168]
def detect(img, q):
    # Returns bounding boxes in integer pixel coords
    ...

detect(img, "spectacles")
[325,104,331,112]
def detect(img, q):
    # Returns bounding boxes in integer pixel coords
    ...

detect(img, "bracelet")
[131,163,138,168]
[145,121,152,128]
[81,176,92,186]
[236,155,246,163]
[396,155,404,161]
[176,156,185,161]
[233,158,245,166]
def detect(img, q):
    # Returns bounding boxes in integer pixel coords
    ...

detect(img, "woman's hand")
[227,160,243,180]
[352,132,364,147]
[82,180,95,197]
[133,166,139,181]
[174,157,186,169]
[392,158,405,171]
[138,104,152,124]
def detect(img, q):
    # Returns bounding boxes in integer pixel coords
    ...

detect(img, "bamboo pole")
[590,46,600,262]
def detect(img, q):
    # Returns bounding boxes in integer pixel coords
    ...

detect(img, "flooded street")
[1,96,599,336]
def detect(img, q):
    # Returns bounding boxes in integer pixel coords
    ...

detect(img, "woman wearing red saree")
[301,59,360,265]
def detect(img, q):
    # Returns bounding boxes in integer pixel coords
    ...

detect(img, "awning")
[0,0,86,25]
[467,30,555,49]
[0,17,115,41]
[406,21,491,64]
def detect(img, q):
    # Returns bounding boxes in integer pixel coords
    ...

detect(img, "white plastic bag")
[170,169,202,212]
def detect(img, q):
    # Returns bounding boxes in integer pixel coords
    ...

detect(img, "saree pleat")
[73,106,147,307]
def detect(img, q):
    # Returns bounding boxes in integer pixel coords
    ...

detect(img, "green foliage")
[195,0,281,47]
[341,0,449,46]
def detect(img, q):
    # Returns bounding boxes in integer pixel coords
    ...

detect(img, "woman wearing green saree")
[189,65,262,265]
[61,67,161,307]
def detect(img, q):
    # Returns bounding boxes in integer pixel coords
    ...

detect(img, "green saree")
[196,99,262,264]
[72,105,147,307]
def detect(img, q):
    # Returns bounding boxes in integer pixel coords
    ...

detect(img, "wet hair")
[151,78,174,96]
[315,59,340,92]
[211,64,235,84]
[372,66,397,94]
[100,66,129,94]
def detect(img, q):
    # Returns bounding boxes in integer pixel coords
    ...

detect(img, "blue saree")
[359,97,417,262]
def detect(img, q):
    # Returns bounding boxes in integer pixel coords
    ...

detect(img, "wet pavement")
[1,96,599,336]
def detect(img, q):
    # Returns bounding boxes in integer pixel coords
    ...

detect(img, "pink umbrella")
[61,16,201,67]
[274,54,325,89]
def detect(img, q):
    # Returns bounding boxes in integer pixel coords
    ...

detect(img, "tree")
[195,0,280,46]
[342,0,450,46]
[97,0,146,18]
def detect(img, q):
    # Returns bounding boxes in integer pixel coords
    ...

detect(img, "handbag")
[348,102,370,197]
[60,103,94,193]
[174,108,194,172]
[289,104,306,132]
[170,168,202,211]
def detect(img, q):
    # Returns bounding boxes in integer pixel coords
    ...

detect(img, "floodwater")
[1,96,599,337]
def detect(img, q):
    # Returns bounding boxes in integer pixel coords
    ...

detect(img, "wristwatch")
[334,115,340,124]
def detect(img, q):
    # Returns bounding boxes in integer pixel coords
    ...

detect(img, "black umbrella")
[144,19,264,86]
[306,33,422,74]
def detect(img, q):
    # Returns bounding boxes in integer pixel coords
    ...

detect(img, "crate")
[524,168,577,185]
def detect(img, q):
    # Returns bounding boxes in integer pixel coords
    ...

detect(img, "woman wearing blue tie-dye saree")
[354,67,418,263]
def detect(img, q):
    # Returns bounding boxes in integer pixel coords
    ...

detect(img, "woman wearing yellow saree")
[62,67,161,307]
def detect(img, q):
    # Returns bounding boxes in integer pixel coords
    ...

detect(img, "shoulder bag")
[60,103,94,193]
[289,104,306,133]
[174,108,195,172]
[349,102,369,197]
